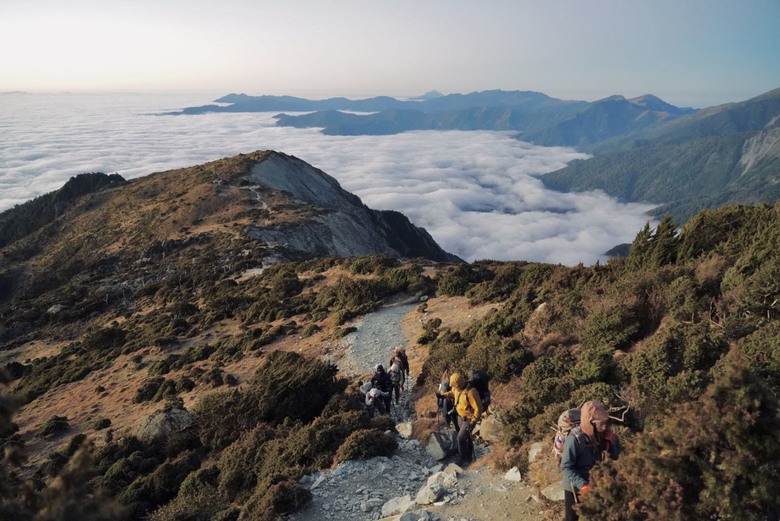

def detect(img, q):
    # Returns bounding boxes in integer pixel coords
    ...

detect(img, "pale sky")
[1,0,779,107]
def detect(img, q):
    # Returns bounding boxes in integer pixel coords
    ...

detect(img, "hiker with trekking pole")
[560,400,620,521]
[437,369,457,430]
[436,372,484,466]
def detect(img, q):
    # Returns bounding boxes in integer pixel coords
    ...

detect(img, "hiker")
[388,361,405,405]
[398,347,410,378]
[437,369,457,429]
[560,400,620,521]
[370,364,393,413]
[364,385,389,418]
[436,372,484,465]
[389,347,410,379]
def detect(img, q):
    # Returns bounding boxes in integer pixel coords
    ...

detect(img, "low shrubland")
[415,202,780,519]
[3,201,780,519]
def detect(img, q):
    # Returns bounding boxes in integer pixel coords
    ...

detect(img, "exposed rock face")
[739,127,780,174]
[246,152,461,262]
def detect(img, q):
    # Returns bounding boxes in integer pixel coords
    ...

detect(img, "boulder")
[396,421,413,438]
[415,483,444,505]
[135,407,195,445]
[426,469,459,489]
[381,495,415,517]
[425,430,456,460]
[542,480,565,502]
[477,415,503,443]
[504,466,523,481]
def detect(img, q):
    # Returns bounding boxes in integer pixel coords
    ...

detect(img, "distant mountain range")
[541,88,780,222]
[175,88,780,224]
[174,90,691,150]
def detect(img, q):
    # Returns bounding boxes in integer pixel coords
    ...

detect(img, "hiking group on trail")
[359,344,619,521]
[361,347,410,418]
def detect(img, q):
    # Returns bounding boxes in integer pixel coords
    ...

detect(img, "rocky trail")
[286,299,552,521]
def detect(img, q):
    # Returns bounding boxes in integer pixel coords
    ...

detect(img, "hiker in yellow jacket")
[437,372,484,465]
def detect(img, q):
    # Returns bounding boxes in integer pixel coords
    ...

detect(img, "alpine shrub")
[580,355,780,520]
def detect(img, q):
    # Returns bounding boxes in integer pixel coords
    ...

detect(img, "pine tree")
[649,214,679,267]
[627,222,653,269]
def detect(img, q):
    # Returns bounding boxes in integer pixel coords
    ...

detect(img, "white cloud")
[0,92,656,264]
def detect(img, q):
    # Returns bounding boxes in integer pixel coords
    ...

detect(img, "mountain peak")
[0,151,459,272]
[628,94,692,113]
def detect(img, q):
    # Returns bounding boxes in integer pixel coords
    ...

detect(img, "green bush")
[193,390,254,450]
[334,428,397,462]
[247,350,340,425]
[177,466,219,500]
[38,415,69,438]
[217,424,278,501]
[580,356,780,520]
[117,450,202,518]
[147,485,231,521]
[241,480,311,521]
[737,321,780,392]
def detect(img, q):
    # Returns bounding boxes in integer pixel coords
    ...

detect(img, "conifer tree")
[649,214,679,267]
[627,222,653,269]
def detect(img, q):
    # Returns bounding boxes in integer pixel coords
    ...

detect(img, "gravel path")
[288,299,545,521]
[336,301,418,377]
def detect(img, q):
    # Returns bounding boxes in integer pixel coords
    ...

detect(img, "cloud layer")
[0,93,656,264]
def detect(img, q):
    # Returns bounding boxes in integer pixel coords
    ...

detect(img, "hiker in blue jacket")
[561,400,620,521]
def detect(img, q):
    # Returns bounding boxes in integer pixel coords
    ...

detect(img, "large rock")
[415,483,444,505]
[425,430,456,460]
[477,415,503,443]
[247,152,460,262]
[542,480,565,502]
[504,466,523,481]
[135,407,196,445]
[381,495,415,517]
[528,441,549,463]
[396,421,413,438]
[416,466,462,505]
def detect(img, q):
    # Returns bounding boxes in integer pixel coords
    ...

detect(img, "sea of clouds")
[0,92,656,264]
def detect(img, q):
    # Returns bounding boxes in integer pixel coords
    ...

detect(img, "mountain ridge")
[0,151,459,309]
[541,87,780,222]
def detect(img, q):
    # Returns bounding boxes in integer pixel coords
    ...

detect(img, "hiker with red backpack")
[560,400,620,521]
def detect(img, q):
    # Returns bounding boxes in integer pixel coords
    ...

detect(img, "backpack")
[389,363,402,386]
[552,408,581,457]
[398,350,410,372]
[467,370,491,409]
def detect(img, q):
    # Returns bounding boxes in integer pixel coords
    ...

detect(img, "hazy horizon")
[2,1,779,109]
[0,92,657,265]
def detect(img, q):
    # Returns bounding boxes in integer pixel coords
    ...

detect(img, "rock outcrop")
[246,152,461,262]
